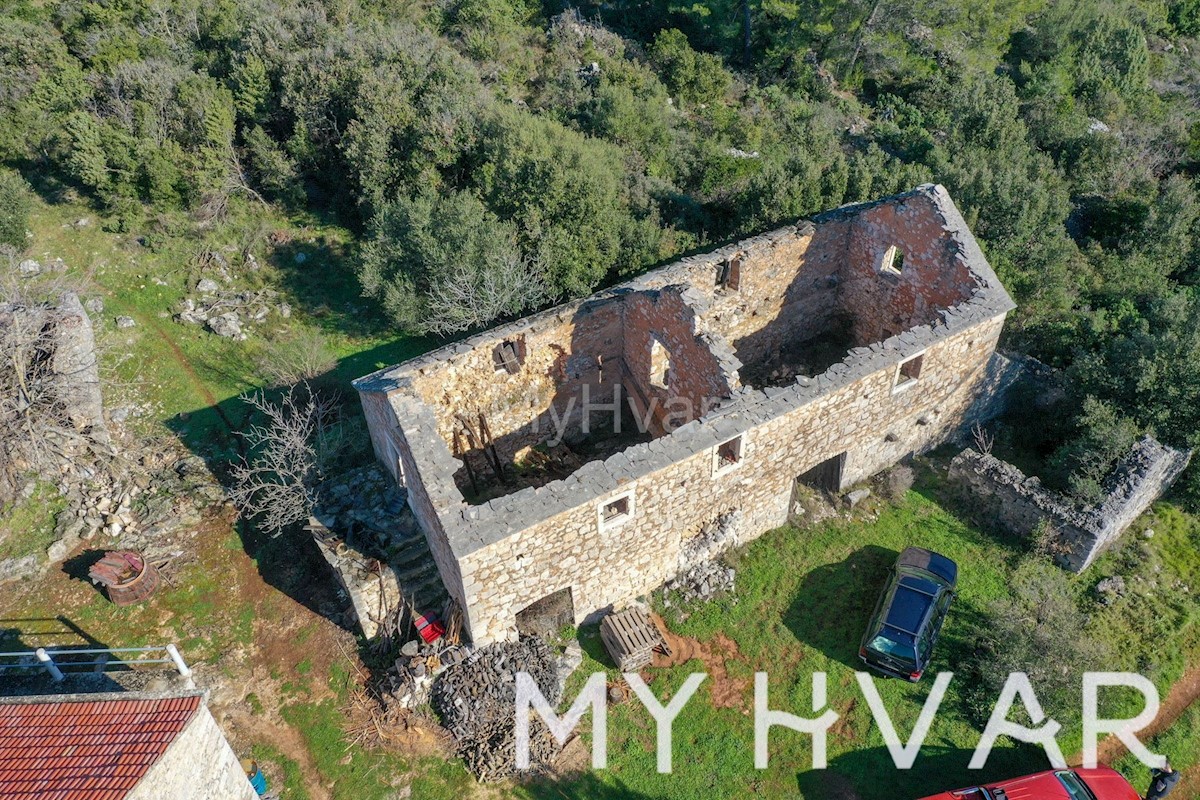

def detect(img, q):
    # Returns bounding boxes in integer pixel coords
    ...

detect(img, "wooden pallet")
[599,607,670,672]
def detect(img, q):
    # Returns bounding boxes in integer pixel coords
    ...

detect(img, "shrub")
[961,559,1111,725]
[359,187,546,334]
[0,170,32,252]
[256,329,338,388]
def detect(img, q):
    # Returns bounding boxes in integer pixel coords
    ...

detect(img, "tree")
[229,384,345,536]
[0,170,32,252]
[473,107,659,297]
[359,188,547,334]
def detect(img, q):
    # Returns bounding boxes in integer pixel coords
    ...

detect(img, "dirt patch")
[1069,659,1200,767]
[650,615,750,709]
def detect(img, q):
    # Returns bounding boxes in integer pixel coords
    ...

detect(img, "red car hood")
[917,767,1139,800]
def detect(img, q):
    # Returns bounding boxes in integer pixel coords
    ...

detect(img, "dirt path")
[1069,660,1200,767]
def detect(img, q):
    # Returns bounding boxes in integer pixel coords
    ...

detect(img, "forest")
[2,0,1199,501]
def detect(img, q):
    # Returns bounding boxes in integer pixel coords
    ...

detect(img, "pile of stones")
[1,450,226,584]
[430,637,564,780]
[662,560,737,606]
[174,280,290,340]
[661,510,740,606]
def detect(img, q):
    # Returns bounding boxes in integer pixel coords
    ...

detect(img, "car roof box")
[898,546,958,586]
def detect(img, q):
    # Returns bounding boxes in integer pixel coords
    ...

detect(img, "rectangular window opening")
[718,256,742,291]
[881,245,905,276]
[894,353,924,391]
[714,435,744,475]
[493,336,526,374]
[650,336,671,390]
[598,491,635,529]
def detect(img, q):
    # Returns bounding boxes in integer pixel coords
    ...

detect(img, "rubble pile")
[382,638,474,710]
[663,561,737,606]
[431,637,563,780]
[662,510,740,605]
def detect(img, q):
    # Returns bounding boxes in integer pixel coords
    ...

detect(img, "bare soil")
[650,614,750,710]
[1068,659,1200,767]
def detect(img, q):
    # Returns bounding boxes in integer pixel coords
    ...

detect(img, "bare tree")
[971,421,995,455]
[0,272,112,506]
[423,254,546,335]
[228,383,345,536]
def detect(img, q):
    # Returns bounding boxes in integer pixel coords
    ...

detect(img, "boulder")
[115,315,136,329]
[206,312,244,339]
[17,259,41,277]
[196,278,220,294]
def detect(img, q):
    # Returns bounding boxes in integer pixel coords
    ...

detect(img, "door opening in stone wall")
[515,587,575,638]
[798,451,846,493]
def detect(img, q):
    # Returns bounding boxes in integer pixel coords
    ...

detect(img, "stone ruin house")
[355,184,1017,645]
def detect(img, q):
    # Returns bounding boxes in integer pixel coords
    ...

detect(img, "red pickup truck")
[917,767,1140,800]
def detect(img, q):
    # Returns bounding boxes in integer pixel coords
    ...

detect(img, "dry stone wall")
[949,437,1192,571]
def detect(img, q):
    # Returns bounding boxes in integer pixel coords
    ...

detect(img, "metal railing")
[0,643,191,682]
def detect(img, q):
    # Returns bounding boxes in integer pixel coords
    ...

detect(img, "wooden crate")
[599,607,669,672]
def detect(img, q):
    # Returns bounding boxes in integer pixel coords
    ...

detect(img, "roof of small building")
[0,692,202,800]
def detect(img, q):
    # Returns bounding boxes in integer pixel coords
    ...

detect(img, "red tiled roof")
[0,694,201,799]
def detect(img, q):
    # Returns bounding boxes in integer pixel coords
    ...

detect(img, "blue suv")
[859,546,957,682]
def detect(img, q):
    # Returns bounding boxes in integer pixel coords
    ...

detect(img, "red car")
[918,767,1140,800]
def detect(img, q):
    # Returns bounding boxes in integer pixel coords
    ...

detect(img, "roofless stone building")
[355,184,1016,644]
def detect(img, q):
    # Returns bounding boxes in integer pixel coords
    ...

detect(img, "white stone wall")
[125,704,256,800]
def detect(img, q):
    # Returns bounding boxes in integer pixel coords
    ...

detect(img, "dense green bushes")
[0,0,1198,499]
[0,170,32,251]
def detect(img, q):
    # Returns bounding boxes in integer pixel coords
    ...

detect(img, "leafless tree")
[0,272,112,507]
[423,254,546,335]
[971,421,995,455]
[228,383,346,536]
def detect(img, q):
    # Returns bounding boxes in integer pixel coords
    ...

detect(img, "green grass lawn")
[501,478,1200,800]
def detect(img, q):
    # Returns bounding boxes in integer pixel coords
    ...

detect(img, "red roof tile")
[0,694,201,799]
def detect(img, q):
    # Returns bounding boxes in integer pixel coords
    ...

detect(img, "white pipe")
[35,648,65,682]
[165,643,191,678]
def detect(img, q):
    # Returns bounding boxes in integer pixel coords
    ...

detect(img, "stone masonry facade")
[355,184,1018,645]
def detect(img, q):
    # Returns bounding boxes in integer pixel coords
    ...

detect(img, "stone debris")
[174,288,280,338]
[206,311,245,339]
[1096,575,1126,604]
[663,510,741,606]
[84,298,104,314]
[846,488,872,508]
[430,636,563,781]
[664,561,736,606]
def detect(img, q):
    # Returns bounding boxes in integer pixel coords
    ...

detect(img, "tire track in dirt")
[143,316,244,455]
[1069,660,1200,767]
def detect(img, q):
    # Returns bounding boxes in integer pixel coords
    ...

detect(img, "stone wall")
[355,183,1019,644]
[456,317,1008,642]
[949,436,1192,571]
[126,701,256,800]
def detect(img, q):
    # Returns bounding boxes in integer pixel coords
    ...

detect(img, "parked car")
[859,546,957,682]
[916,766,1141,800]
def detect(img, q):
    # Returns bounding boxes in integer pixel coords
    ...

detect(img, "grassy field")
[3,190,1199,799]
[504,477,1200,800]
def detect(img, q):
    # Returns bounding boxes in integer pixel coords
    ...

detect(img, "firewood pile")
[430,636,562,781]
